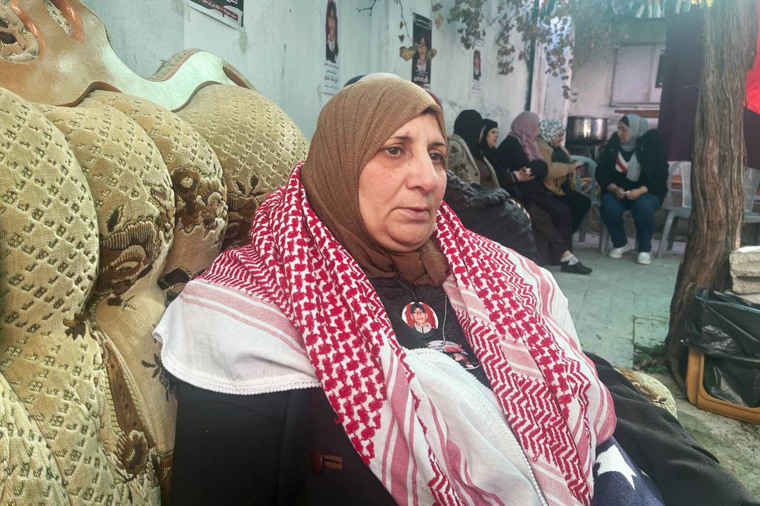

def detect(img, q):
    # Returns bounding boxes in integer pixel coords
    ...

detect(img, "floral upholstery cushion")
[0,82,308,504]
[618,368,679,419]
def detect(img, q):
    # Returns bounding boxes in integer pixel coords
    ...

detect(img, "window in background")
[611,44,666,105]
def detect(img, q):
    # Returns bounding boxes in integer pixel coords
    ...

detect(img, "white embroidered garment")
[155,164,616,506]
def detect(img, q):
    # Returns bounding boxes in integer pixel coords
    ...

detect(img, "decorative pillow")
[0,87,158,504]
[176,84,309,249]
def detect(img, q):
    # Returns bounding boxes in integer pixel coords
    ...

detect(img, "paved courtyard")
[548,232,683,368]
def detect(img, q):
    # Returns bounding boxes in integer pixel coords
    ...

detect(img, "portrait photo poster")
[470,38,483,96]
[187,0,244,30]
[322,0,340,95]
[411,14,432,90]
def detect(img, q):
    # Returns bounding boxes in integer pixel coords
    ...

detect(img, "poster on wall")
[187,0,244,30]
[470,39,483,96]
[322,0,340,95]
[411,14,432,90]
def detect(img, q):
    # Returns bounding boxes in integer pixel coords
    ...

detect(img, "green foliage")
[445,0,621,96]
[634,343,669,374]
[448,0,488,49]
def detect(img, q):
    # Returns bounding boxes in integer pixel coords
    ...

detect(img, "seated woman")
[482,118,534,187]
[537,119,591,236]
[595,114,668,265]
[155,76,664,505]
[495,111,592,274]
[447,109,499,189]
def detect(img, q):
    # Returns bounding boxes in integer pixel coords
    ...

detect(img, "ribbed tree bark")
[665,0,758,383]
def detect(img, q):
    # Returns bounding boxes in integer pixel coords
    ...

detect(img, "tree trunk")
[665,0,758,384]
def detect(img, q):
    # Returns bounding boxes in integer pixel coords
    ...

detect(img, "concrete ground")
[547,232,760,498]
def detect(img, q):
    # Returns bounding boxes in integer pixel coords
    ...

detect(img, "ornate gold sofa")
[0,1,308,503]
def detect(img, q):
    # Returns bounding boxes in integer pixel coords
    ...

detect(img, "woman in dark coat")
[595,114,668,265]
[494,112,592,274]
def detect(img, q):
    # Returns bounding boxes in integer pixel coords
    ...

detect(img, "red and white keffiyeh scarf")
[198,164,615,505]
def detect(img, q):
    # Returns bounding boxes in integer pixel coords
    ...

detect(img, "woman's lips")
[399,206,431,220]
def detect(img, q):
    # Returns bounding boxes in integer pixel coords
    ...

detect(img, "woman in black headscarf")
[447,109,499,189]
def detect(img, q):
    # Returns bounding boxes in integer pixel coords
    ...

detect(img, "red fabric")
[746,7,760,115]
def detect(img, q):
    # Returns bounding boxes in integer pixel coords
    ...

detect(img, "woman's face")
[327,12,336,36]
[358,113,447,253]
[486,127,499,148]
[618,122,630,143]
[552,131,565,146]
[417,38,427,60]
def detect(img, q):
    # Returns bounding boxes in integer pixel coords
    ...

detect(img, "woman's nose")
[406,151,440,192]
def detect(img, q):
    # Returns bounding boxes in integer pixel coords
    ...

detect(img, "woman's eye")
[430,152,446,164]
[385,146,403,157]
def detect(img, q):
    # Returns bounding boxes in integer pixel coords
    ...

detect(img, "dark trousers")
[554,190,591,234]
[527,202,570,265]
[600,193,661,252]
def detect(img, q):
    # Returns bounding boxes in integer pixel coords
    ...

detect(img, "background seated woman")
[447,109,499,189]
[494,111,592,274]
[537,119,591,238]
[595,114,668,265]
[155,76,656,505]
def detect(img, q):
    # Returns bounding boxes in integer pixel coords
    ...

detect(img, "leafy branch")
[445,0,619,98]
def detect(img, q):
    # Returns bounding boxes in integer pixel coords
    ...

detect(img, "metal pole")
[524,0,541,111]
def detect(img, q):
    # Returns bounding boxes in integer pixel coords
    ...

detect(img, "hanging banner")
[187,0,244,30]
[411,14,432,90]
[322,0,340,95]
[470,39,483,96]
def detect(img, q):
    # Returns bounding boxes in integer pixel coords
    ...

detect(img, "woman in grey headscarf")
[595,114,668,265]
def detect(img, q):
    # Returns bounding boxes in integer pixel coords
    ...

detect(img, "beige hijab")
[301,77,448,285]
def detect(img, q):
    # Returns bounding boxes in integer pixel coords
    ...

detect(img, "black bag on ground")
[682,288,760,407]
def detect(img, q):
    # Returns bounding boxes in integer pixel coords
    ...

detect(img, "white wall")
[82,0,561,143]
[569,19,665,134]
[83,0,186,77]
[531,43,572,123]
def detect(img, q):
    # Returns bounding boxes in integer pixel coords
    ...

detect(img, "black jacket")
[596,131,669,203]
[444,172,540,263]
[493,135,550,204]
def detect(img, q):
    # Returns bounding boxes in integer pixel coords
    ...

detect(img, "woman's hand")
[515,167,535,182]
[608,184,626,199]
[625,187,647,200]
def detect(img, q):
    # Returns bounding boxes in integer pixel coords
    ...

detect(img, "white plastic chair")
[570,155,598,243]
[656,161,691,257]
